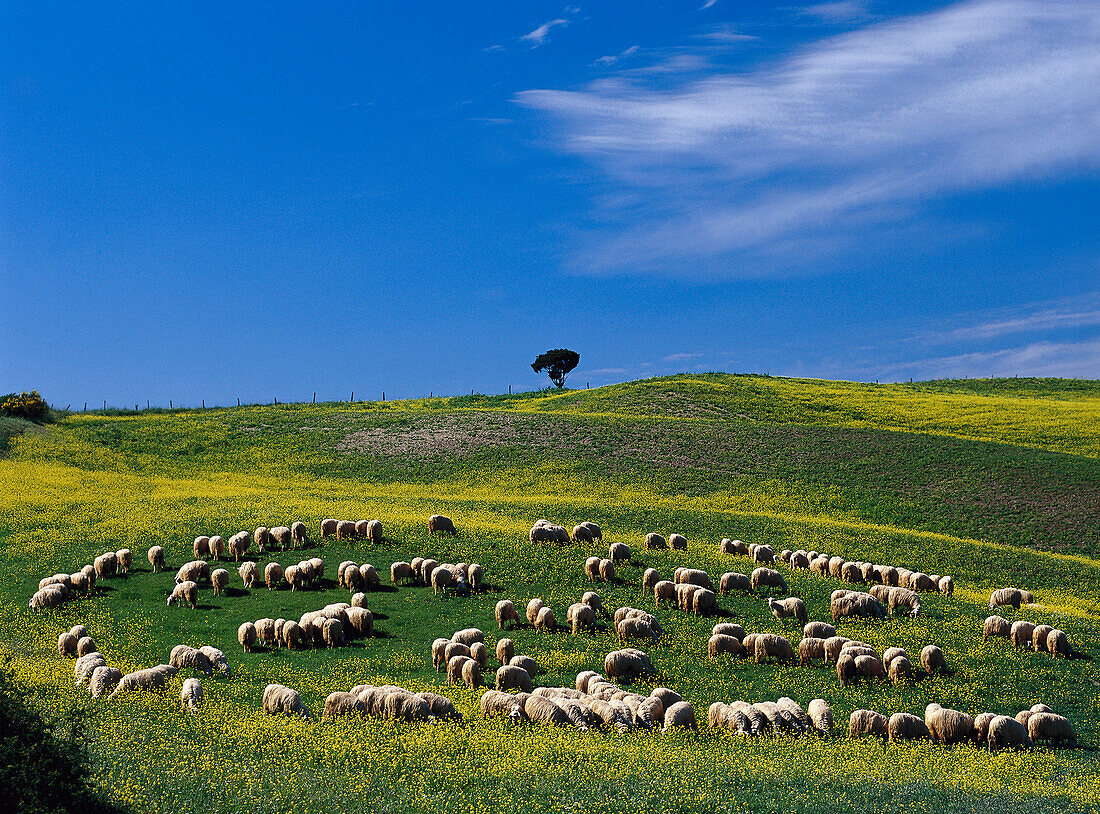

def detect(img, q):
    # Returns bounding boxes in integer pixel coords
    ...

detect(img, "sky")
[1,1,1097,407]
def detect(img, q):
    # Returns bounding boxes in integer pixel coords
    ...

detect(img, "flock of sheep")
[31,513,1081,757]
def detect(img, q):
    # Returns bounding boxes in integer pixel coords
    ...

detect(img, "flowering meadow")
[1,374,1098,813]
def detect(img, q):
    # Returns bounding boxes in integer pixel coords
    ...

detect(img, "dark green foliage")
[1,391,50,422]
[531,349,580,388]
[0,662,126,814]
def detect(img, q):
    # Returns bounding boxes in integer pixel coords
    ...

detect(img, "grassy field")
[2,373,1099,813]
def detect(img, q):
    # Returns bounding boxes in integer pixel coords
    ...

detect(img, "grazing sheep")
[691,588,717,616]
[75,653,107,686]
[110,548,130,575]
[316,618,341,649]
[768,597,808,625]
[227,531,251,561]
[450,627,484,647]
[608,542,631,562]
[750,568,787,593]
[831,592,887,623]
[798,637,827,666]
[194,536,211,559]
[523,695,574,727]
[210,568,229,596]
[1027,713,1076,747]
[855,655,886,681]
[58,632,78,658]
[888,712,930,742]
[1010,621,1036,650]
[664,533,686,550]
[344,607,373,638]
[717,538,736,555]
[430,638,450,670]
[849,709,888,740]
[712,623,746,641]
[235,561,257,590]
[535,606,557,632]
[983,615,1010,642]
[938,575,953,595]
[718,572,751,594]
[662,701,698,732]
[289,520,307,546]
[584,557,601,582]
[972,712,996,744]
[466,563,484,590]
[197,646,231,677]
[803,621,836,640]
[467,641,488,668]
[887,588,922,617]
[1047,629,1070,657]
[529,520,570,545]
[238,622,257,652]
[143,545,164,574]
[676,568,714,590]
[176,560,209,585]
[920,645,946,675]
[750,544,775,564]
[167,581,198,609]
[605,648,656,682]
[597,558,616,582]
[336,520,356,541]
[654,580,677,607]
[446,655,472,685]
[207,536,224,560]
[495,638,515,665]
[990,587,1031,610]
[363,519,382,544]
[284,565,305,592]
[88,666,122,699]
[169,645,214,675]
[924,703,974,745]
[840,562,866,583]
[617,615,659,644]
[267,526,290,551]
[181,678,203,711]
[109,664,178,698]
[427,514,457,536]
[754,634,795,665]
[322,691,366,720]
[461,659,483,689]
[580,592,609,620]
[354,520,370,538]
[888,655,913,683]
[74,636,98,658]
[321,518,338,538]
[568,603,597,634]
[253,527,271,554]
[807,698,832,736]
[491,599,520,631]
[1031,624,1054,653]
[480,689,529,720]
[68,572,90,594]
[823,636,852,663]
[644,532,667,550]
[263,684,310,718]
[508,655,538,678]
[526,598,545,626]
[417,691,462,722]
[572,524,595,543]
[431,565,456,595]
[710,634,747,659]
[496,664,534,693]
[988,715,1033,752]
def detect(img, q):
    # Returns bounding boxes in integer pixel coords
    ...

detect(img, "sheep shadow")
[1066,650,1092,662]
[195,603,218,611]
[371,585,399,594]
[711,607,737,619]
[368,611,390,620]
[223,587,249,598]
[476,583,505,594]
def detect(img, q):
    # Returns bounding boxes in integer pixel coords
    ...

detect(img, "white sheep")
[109,664,178,697]
[167,581,198,609]
[181,678,203,711]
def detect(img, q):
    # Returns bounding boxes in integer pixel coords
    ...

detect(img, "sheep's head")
[910,602,922,617]
[508,703,523,724]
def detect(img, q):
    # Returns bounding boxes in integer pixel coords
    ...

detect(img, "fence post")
[313,393,316,404]
[202,399,205,409]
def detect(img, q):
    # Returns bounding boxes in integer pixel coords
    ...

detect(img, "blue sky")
[2,1,1097,407]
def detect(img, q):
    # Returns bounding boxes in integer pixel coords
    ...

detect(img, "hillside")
[1,374,1098,814]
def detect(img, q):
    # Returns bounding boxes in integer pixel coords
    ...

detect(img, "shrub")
[0,390,49,422]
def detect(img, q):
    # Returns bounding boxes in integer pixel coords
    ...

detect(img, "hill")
[1,373,1098,813]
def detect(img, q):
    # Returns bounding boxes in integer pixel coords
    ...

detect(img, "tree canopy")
[531,349,580,388]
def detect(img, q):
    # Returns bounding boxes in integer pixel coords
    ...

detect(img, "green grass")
[1,373,1099,813]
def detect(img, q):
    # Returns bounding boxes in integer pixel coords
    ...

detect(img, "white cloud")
[799,1,872,22]
[517,0,1100,275]
[594,46,640,67]
[875,338,1100,381]
[919,292,1100,344]
[662,352,702,362]
[522,18,569,46]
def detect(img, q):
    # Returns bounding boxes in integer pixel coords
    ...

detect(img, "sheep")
[197,646,231,677]
[1046,629,1070,657]
[580,591,609,620]
[318,618,343,649]
[810,557,830,577]
[654,580,677,607]
[461,659,483,689]
[777,697,811,732]
[249,526,270,555]
[180,678,203,711]
[988,715,1033,752]
[831,592,887,622]
[167,581,198,609]
[886,588,922,617]
[719,572,751,594]
[446,654,472,685]
[451,627,485,647]
[336,520,357,540]
[608,542,631,563]
[525,598,545,626]
[710,634,747,659]
[170,645,214,675]
[68,572,90,594]
[208,568,228,596]
[668,533,688,550]
[798,637,827,666]
[175,560,209,585]
[568,603,597,635]
[983,615,1010,642]
[804,621,836,640]
[750,568,787,593]
[263,684,310,718]
[496,664,534,693]
[920,644,946,675]
[345,607,373,638]
[109,664,178,698]
[416,691,462,722]
[1031,624,1054,653]
[750,544,775,564]
[88,666,122,698]
[888,655,913,683]
[522,695,574,727]
[238,622,257,652]
[717,538,736,555]
[644,532,667,550]
[227,531,251,561]
[768,597,808,625]
[572,524,595,543]
[431,565,456,595]
[662,701,698,732]
[855,655,886,680]
[605,648,656,682]
[990,587,1031,610]
[583,556,601,582]
[466,563,483,591]
[75,653,107,686]
[1027,713,1076,747]
[972,712,997,744]
[675,568,714,591]
[534,607,557,632]
[848,709,888,740]
[753,634,795,665]
[194,536,211,559]
[480,689,528,720]
[322,518,338,538]
[712,622,746,641]
[888,712,930,742]
[58,632,78,658]
[529,520,570,545]
[321,691,366,721]
[286,565,307,592]
[1010,621,1036,650]
[938,575,953,595]
[494,638,515,666]
[823,636,851,663]
[617,615,660,644]
[807,698,832,736]
[265,526,290,551]
[287,520,307,546]
[598,558,616,582]
[925,703,974,745]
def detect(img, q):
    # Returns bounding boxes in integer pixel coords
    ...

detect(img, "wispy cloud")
[522,18,570,47]
[517,0,1100,275]
[798,1,872,23]
[918,292,1100,344]
[662,352,702,362]
[700,0,722,8]
[874,338,1100,381]
[594,46,640,67]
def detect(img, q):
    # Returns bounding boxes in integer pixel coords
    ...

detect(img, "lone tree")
[531,349,580,389]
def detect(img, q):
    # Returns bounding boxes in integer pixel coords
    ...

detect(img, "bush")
[0,390,49,422]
